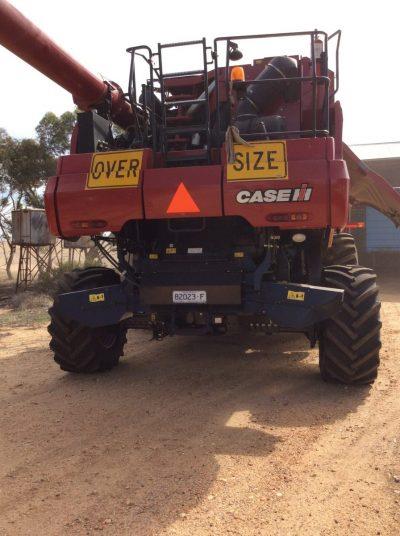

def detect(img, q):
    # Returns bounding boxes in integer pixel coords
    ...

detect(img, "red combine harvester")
[2,0,400,383]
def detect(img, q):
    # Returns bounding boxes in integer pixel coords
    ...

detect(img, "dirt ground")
[0,276,399,536]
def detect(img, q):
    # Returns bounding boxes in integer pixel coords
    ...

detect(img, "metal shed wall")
[366,187,400,252]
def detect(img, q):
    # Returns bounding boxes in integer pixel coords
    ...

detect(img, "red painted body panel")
[329,160,349,228]
[44,138,350,236]
[143,166,223,219]
[223,138,348,229]
[44,150,152,237]
[55,173,144,236]
[43,176,59,236]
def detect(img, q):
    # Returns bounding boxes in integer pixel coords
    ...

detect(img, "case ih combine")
[2,0,400,383]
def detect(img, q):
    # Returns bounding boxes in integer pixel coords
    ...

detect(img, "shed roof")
[350,142,400,161]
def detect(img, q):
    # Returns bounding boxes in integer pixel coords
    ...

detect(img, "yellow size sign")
[87,150,144,189]
[287,290,305,302]
[89,293,105,303]
[227,141,288,181]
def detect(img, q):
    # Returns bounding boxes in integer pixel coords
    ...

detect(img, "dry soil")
[0,277,399,535]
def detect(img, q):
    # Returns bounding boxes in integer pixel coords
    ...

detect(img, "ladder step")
[164,98,206,107]
[166,116,192,124]
[165,125,208,135]
[160,39,204,49]
[165,94,194,101]
[163,69,204,79]
[166,152,209,163]
[157,38,210,158]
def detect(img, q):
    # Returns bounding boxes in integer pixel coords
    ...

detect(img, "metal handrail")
[126,45,158,154]
[126,30,340,154]
[328,30,342,95]
[213,30,334,144]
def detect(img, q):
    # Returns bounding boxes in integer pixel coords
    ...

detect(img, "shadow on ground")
[0,329,370,534]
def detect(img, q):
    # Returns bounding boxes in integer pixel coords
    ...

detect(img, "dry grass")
[0,288,51,328]
[10,292,51,311]
[0,257,105,328]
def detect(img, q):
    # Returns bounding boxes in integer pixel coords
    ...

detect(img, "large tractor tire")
[319,265,381,385]
[48,267,127,373]
[324,232,358,266]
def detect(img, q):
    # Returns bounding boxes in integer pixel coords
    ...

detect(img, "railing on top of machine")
[127,40,212,162]
[126,30,342,154]
[213,30,341,144]
[126,44,158,150]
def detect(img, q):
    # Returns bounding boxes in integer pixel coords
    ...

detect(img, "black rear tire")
[319,265,381,384]
[48,267,127,373]
[324,232,358,266]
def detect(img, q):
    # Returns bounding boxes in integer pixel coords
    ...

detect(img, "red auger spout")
[0,0,135,129]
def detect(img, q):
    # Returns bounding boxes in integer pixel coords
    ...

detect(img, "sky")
[1,0,399,150]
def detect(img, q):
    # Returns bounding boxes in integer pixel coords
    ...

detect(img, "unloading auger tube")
[0,0,135,129]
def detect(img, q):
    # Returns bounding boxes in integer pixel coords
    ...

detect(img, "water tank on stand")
[11,208,55,246]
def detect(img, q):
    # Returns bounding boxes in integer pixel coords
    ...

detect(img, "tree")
[0,111,76,278]
[2,138,54,205]
[1,111,76,206]
[35,111,76,157]
[0,128,12,186]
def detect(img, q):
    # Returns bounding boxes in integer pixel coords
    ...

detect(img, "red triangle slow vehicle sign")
[167,182,200,214]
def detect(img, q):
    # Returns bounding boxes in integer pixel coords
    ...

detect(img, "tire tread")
[319,265,381,384]
[48,267,127,373]
[324,232,358,266]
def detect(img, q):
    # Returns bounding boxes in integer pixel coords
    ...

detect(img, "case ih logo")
[236,183,313,204]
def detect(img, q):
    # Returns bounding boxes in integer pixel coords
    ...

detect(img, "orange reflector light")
[267,213,308,223]
[230,66,245,81]
[71,220,107,229]
[346,222,365,229]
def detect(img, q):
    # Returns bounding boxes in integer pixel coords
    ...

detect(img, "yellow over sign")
[87,150,144,189]
[227,141,288,181]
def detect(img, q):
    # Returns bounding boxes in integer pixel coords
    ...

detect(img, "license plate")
[172,290,207,304]
[87,149,144,189]
[227,141,288,181]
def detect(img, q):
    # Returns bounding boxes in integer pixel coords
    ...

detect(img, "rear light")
[267,213,309,223]
[71,220,107,229]
[346,222,365,229]
[292,233,306,243]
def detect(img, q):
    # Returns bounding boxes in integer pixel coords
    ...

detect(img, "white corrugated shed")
[350,142,400,161]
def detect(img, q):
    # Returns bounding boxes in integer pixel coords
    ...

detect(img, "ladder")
[157,38,211,165]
